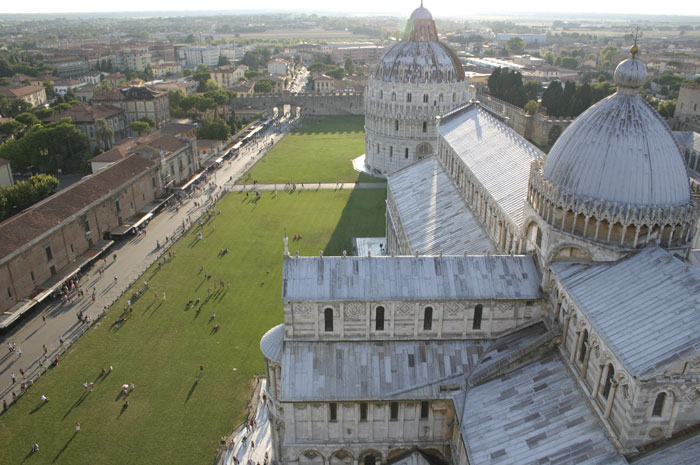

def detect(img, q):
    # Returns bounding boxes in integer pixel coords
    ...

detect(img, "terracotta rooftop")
[45,104,124,123]
[0,85,45,98]
[0,155,157,262]
[90,140,137,163]
[160,122,196,136]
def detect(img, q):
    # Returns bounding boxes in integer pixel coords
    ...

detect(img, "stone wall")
[476,91,572,147]
[284,300,542,341]
[232,92,364,116]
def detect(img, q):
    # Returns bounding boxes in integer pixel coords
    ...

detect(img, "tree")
[327,68,345,80]
[487,67,527,107]
[143,64,154,81]
[139,117,156,129]
[197,118,230,140]
[505,36,526,55]
[0,120,25,139]
[525,100,539,115]
[570,83,593,116]
[657,100,677,117]
[524,81,539,101]
[193,64,211,92]
[542,80,564,116]
[253,79,275,93]
[0,174,59,220]
[344,58,354,75]
[14,112,40,127]
[95,119,114,150]
[560,56,579,70]
[218,55,230,66]
[129,121,150,136]
[544,51,555,65]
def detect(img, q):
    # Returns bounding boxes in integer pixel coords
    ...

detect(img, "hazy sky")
[1,0,699,17]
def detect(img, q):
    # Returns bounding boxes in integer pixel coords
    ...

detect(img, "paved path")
[229,181,386,192]
[0,117,299,409]
[223,380,273,465]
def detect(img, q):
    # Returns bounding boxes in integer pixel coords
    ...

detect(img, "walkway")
[0,116,299,409]
[223,380,273,465]
[228,181,386,192]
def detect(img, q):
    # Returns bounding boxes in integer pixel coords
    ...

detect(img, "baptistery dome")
[543,57,690,208]
[373,5,464,85]
[364,3,473,175]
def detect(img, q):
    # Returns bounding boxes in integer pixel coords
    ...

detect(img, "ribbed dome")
[410,6,432,20]
[543,60,690,208]
[374,4,463,84]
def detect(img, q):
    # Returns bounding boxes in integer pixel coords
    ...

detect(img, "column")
[604,381,619,418]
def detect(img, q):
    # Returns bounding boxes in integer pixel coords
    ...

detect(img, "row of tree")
[487,67,539,108]
[0,174,59,221]
[541,80,616,117]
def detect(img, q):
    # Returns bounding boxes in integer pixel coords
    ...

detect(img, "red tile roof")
[0,155,156,261]
[45,104,124,124]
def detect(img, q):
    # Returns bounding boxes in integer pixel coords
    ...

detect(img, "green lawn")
[238,116,383,184]
[0,188,386,465]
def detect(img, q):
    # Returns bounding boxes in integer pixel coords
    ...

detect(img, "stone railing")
[528,158,700,248]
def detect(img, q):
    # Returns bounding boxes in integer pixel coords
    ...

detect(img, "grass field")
[0,188,385,465]
[238,116,383,185]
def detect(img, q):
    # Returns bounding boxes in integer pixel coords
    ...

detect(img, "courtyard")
[238,116,383,184]
[0,187,386,465]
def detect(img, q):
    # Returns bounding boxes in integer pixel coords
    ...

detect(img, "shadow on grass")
[61,393,88,420]
[185,379,199,403]
[52,431,78,463]
[29,401,48,415]
[322,186,387,256]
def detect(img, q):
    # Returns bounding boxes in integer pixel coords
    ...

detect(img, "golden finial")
[631,27,642,58]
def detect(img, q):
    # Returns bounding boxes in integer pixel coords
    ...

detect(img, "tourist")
[32,443,39,453]
[10,372,15,384]
[75,422,81,432]
[41,394,49,402]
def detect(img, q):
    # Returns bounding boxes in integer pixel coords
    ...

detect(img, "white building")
[180,46,220,69]
[261,46,700,465]
[267,59,290,77]
[364,5,474,175]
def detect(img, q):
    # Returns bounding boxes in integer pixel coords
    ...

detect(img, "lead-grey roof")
[387,157,496,256]
[280,340,482,401]
[544,92,691,208]
[438,105,544,228]
[461,352,625,465]
[634,432,700,465]
[260,323,284,363]
[673,130,700,152]
[282,255,541,302]
[551,247,700,378]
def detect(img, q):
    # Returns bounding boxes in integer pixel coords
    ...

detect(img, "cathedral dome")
[542,56,690,208]
[373,3,464,84]
[410,5,433,20]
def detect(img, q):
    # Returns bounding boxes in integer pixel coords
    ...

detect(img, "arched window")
[422,121,427,133]
[365,456,376,465]
[405,148,409,159]
[423,306,433,331]
[652,392,666,417]
[391,92,396,101]
[473,304,483,330]
[602,364,615,399]
[324,308,333,332]
[423,94,429,103]
[394,119,399,131]
[379,90,383,99]
[406,93,412,102]
[439,93,444,102]
[579,329,589,363]
[376,306,385,331]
